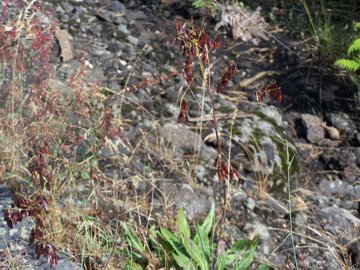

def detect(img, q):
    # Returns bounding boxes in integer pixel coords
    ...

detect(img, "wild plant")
[174,19,282,235]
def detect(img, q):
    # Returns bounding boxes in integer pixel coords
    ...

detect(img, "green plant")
[335,22,360,72]
[191,0,218,11]
[300,0,359,62]
[123,202,268,270]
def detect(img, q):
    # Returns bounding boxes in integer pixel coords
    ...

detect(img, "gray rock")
[319,178,354,198]
[61,2,74,13]
[159,182,213,220]
[107,1,126,12]
[230,107,298,187]
[318,206,360,235]
[126,10,147,20]
[127,35,138,46]
[244,221,272,255]
[246,197,256,211]
[158,123,217,161]
[36,257,83,270]
[298,114,325,143]
[326,112,357,138]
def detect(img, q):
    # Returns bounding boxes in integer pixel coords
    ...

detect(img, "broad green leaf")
[231,239,250,251]
[216,253,227,270]
[183,237,209,270]
[149,227,164,258]
[257,265,269,270]
[125,260,143,270]
[194,223,210,258]
[234,241,257,270]
[122,223,145,253]
[222,252,237,264]
[200,201,215,235]
[177,208,191,239]
[173,252,197,269]
[159,227,184,254]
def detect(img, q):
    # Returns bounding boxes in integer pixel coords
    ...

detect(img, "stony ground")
[1,0,360,269]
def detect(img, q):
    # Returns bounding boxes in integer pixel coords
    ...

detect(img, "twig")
[236,70,284,90]
[187,112,254,122]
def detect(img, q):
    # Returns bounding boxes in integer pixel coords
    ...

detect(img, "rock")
[127,35,139,46]
[319,178,354,198]
[125,10,147,20]
[244,221,272,255]
[61,2,74,13]
[326,113,357,138]
[0,185,81,269]
[229,105,299,189]
[246,197,256,211]
[158,123,217,160]
[107,1,126,12]
[324,126,340,140]
[296,114,325,144]
[318,207,360,235]
[36,257,82,270]
[55,28,74,62]
[159,182,213,220]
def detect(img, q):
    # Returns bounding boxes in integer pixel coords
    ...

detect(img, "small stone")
[9,228,18,237]
[246,197,256,211]
[324,126,340,140]
[296,114,325,143]
[127,35,138,46]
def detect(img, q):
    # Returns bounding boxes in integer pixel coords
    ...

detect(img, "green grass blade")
[178,208,191,239]
[183,237,209,270]
[200,201,215,235]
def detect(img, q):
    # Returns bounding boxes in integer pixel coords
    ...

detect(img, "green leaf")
[192,0,211,8]
[233,238,258,270]
[149,226,165,258]
[335,59,360,72]
[194,223,210,259]
[355,22,360,31]
[177,208,191,239]
[348,38,360,55]
[183,237,209,270]
[159,227,184,254]
[81,170,90,180]
[125,260,144,270]
[216,253,227,270]
[122,223,145,254]
[257,265,269,270]
[173,252,197,269]
[200,201,215,236]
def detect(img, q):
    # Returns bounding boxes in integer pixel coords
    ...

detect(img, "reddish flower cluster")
[3,193,57,266]
[183,58,195,84]
[0,1,56,84]
[28,144,53,191]
[3,195,48,228]
[178,99,188,123]
[256,80,283,103]
[216,62,237,93]
[123,70,178,93]
[61,125,84,153]
[100,107,119,142]
[174,20,221,85]
[35,240,57,267]
[215,157,239,182]
[68,52,87,105]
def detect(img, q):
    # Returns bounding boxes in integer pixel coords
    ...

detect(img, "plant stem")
[286,142,299,269]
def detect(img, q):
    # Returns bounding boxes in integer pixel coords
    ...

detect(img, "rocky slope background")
[0,0,359,269]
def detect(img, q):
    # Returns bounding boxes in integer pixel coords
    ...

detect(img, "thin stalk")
[198,46,226,237]
[286,142,299,269]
